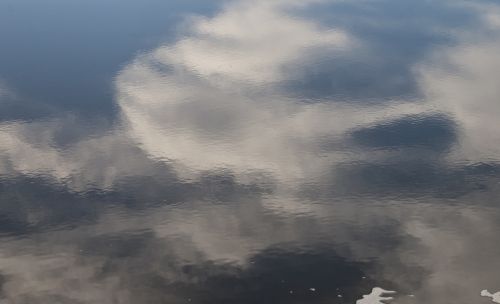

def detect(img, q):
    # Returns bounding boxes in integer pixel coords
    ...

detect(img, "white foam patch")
[481,290,500,303]
[356,287,396,304]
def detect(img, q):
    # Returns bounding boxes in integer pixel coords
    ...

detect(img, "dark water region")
[1,0,500,303]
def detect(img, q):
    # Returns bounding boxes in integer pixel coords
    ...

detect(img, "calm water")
[1,0,500,303]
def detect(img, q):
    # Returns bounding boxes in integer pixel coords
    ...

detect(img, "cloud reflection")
[0,0,499,303]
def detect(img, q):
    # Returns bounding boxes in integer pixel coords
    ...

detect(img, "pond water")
[1,0,500,303]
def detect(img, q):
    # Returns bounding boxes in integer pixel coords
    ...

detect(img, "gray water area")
[0,0,500,303]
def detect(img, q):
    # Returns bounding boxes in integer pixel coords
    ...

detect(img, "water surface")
[1,0,500,303]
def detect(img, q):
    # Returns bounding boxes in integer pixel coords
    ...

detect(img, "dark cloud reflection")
[350,114,457,151]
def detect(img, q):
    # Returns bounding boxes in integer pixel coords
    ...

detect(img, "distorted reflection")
[0,0,499,303]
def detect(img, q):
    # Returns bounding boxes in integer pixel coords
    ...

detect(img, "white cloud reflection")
[419,41,500,163]
[116,0,426,183]
[157,0,350,83]
[3,0,499,188]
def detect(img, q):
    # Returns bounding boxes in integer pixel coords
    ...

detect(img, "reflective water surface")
[1,0,500,303]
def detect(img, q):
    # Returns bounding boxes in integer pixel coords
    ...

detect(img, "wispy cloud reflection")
[0,0,499,303]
